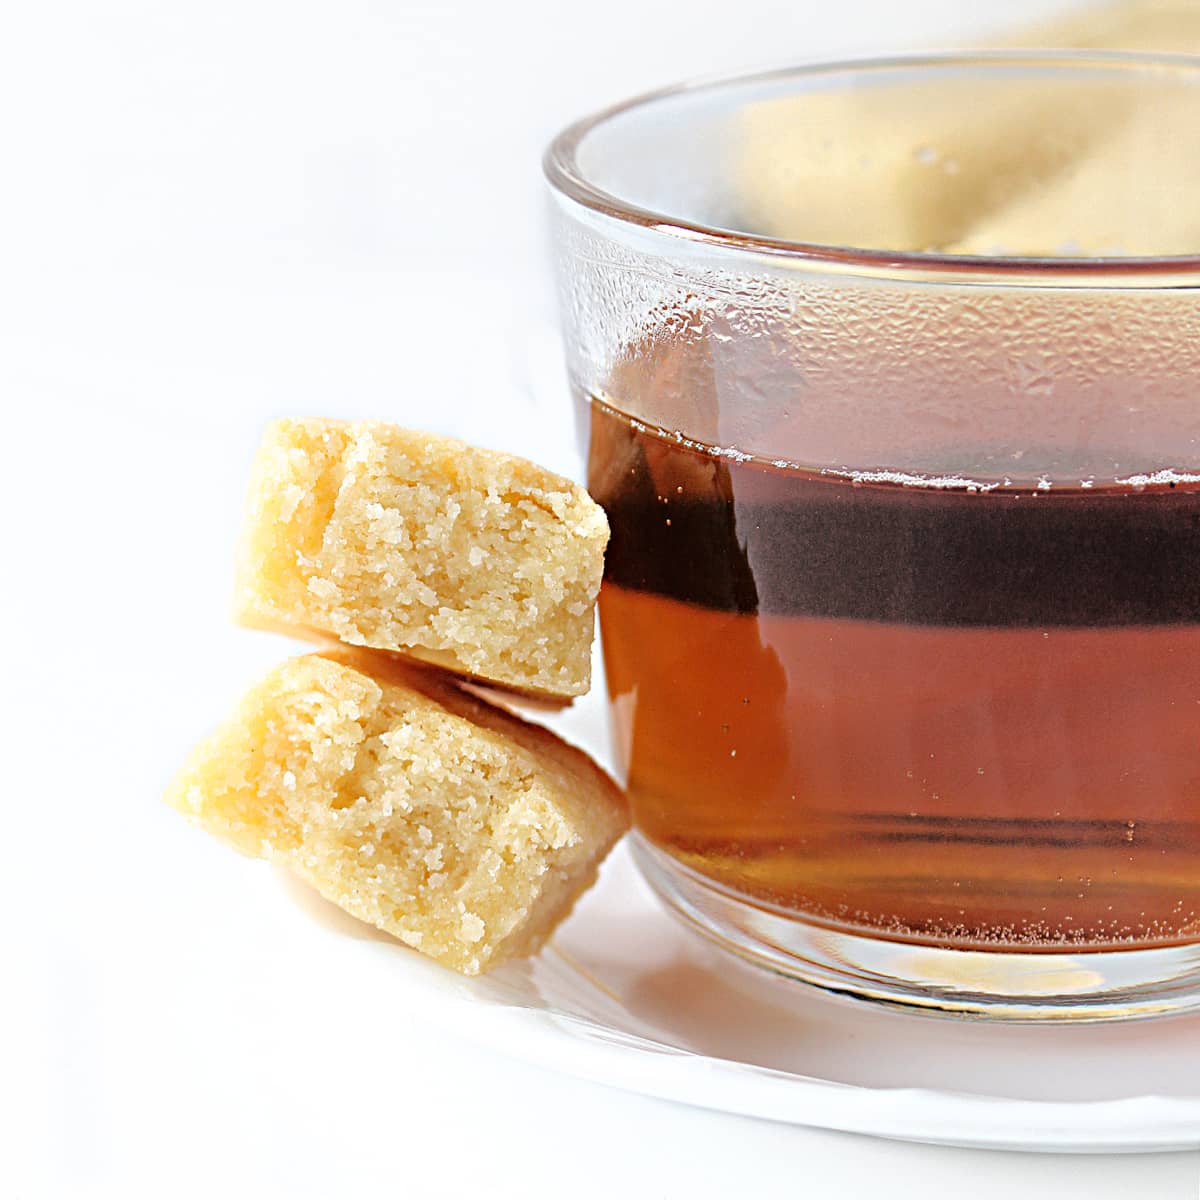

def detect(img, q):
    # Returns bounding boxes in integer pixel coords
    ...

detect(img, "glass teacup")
[546,52,1200,1020]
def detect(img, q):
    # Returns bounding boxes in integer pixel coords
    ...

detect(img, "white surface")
[6,0,1200,1196]
[280,837,1200,1152]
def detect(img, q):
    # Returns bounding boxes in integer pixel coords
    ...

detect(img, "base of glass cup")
[630,834,1200,1023]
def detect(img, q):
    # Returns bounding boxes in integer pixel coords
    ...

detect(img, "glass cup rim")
[543,49,1200,284]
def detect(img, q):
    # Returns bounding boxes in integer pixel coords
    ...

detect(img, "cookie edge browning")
[232,418,609,699]
[165,650,629,973]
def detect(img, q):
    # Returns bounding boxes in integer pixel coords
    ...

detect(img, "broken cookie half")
[165,650,629,974]
[235,419,609,699]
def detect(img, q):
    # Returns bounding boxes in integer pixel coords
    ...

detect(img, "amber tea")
[588,396,1200,952]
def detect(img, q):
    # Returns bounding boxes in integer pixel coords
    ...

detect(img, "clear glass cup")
[545,52,1200,1021]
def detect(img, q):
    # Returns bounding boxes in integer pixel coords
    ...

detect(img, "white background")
[6,1,1200,1196]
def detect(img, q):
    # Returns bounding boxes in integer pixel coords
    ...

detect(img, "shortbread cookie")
[735,78,1127,255]
[165,651,629,974]
[735,0,1200,258]
[947,89,1200,256]
[235,419,609,698]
